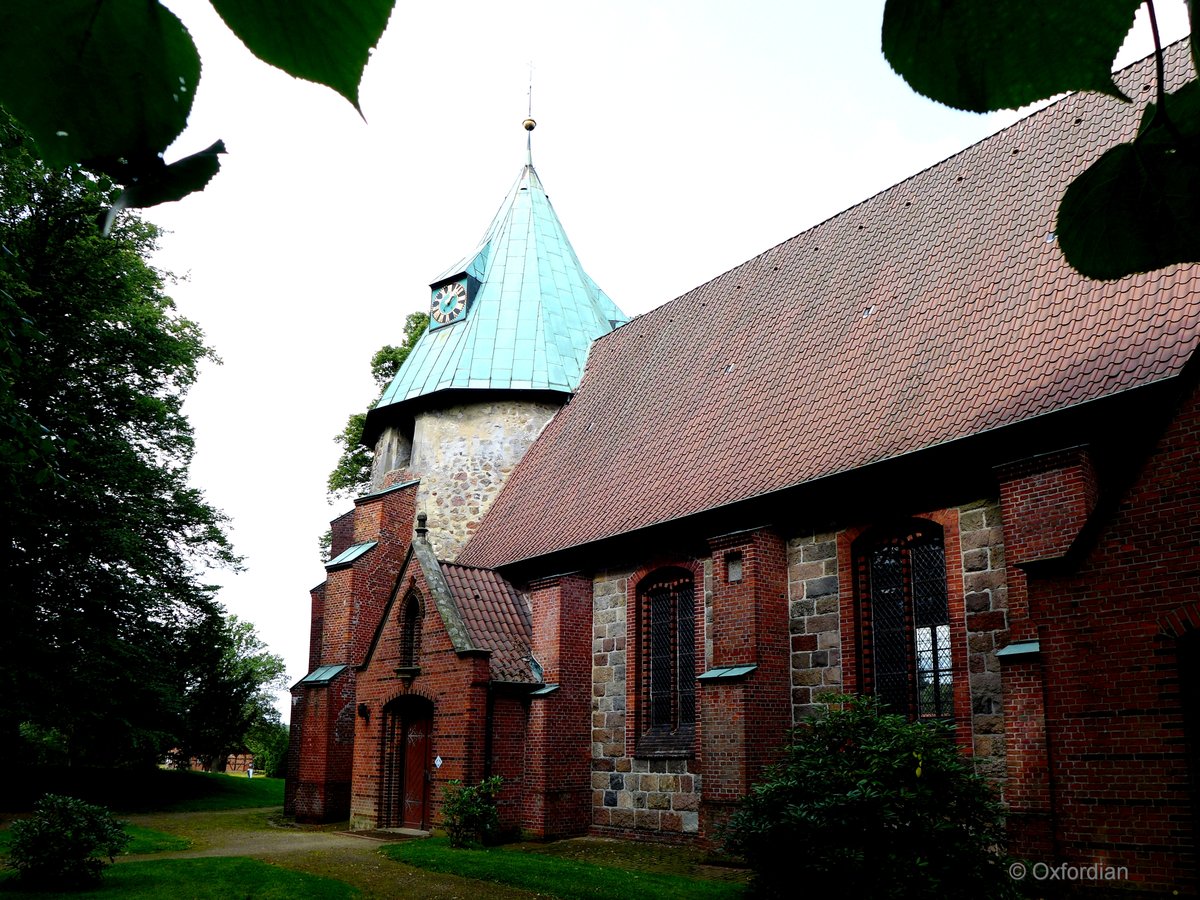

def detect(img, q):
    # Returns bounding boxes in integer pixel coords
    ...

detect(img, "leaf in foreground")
[209,0,395,110]
[881,0,1142,112]
[0,1,200,170]
[1058,80,1200,279]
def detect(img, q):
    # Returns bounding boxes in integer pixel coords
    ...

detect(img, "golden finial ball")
[523,118,537,132]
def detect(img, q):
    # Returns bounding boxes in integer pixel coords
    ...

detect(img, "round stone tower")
[362,122,626,559]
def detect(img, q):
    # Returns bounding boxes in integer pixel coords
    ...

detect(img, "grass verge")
[123,824,190,854]
[382,838,743,900]
[5,768,283,813]
[0,857,357,898]
[0,823,189,858]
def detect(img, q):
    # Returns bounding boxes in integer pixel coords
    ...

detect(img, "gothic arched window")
[856,521,953,720]
[399,593,422,669]
[637,567,696,753]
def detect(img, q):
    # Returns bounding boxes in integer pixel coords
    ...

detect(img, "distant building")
[288,46,1200,892]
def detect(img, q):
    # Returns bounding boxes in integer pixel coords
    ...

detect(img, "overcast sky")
[149,1,1190,718]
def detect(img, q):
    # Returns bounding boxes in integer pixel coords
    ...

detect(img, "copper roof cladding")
[439,562,533,682]
[459,44,1200,571]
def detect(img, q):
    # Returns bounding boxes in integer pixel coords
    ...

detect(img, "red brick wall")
[329,509,355,560]
[700,529,791,836]
[351,566,493,830]
[1000,382,1200,891]
[524,574,592,838]
[290,484,418,824]
[1001,658,1054,858]
[290,669,356,822]
[997,447,1098,567]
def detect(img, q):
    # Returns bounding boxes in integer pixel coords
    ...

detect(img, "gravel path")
[117,808,538,899]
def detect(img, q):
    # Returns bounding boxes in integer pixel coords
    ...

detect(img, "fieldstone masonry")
[787,501,1009,783]
[382,399,561,559]
[957,499,1009,782]
[590,563,711,835]
[787,532,842,720]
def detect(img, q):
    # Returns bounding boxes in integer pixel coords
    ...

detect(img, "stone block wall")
[408,400,561,559]
[787,532,842,720]
[589,562,710,837]
[958,499,1009,781]
[787,502,1010,783]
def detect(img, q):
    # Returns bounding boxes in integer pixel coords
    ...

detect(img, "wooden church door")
[381,698,431,829]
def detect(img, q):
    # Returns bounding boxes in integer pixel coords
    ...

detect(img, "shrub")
[441,776,503,848]
[7,793,132,889]
[725,695,1013,899]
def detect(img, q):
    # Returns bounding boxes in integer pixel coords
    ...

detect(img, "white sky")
[148,1,1191,719]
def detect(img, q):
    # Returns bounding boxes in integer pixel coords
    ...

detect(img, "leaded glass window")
[858,523,952,720]
[639,569,696,746]
[399,594,421,668]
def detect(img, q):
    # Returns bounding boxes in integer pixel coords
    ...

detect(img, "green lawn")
[6,767,283,813]
[382,838,743,900]
[0,857,357,898]
[0,822,189,858]
[123,824,190,854]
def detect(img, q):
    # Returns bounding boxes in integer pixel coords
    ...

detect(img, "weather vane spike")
[523,62,536,166]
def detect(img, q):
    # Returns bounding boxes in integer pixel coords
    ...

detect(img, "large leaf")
[881,0,1142,112]
[209,0,395,110]
[1058,81,1200,279]
[104,141,226,234]
[0,1,199,170]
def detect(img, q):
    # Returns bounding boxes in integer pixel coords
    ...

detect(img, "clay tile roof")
[439,562,533,682]
[460,44,1200,571]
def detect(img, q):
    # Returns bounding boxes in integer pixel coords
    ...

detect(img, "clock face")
[430,280,469,326]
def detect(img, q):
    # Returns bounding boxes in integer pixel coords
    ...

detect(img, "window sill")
[634,726,695,759]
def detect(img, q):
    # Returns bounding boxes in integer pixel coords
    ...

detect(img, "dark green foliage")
[0,113,238,768]
[882,0,1200,280]
[725,696,1012,899]
[175,615,288,771]
[326,310,429,502]
[441,776,502,848]
[0,1,396,211]
[882,0,1140,112]
[209,0,394,111]
[7,794,131,889]
[244,721,291,779]
[1058,77,1200,279]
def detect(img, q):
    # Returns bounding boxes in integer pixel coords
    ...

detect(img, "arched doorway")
[381,696,433,829]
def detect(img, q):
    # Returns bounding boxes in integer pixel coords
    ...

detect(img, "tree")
[245,719,291,778]
[882,0,1200,280]
[0,111,238,767]
[176,614,287,771]
[327,310,429,501]
[0,1,396,217]
[725,696,1013,899]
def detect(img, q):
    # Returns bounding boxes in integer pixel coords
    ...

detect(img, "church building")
[289,46,1200,892]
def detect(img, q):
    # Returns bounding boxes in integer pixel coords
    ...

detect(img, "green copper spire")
[369,125,626,427]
